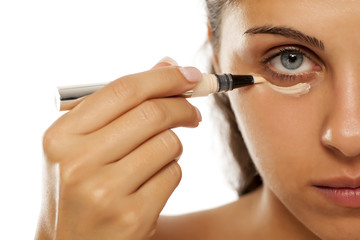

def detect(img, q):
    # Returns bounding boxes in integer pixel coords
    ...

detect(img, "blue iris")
[280,52,304,70]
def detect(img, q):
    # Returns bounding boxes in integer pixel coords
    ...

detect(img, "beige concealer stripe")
[265,81,311,97]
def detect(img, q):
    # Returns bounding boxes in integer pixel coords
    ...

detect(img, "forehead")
[221,0,360,51]
[228,0,360,28]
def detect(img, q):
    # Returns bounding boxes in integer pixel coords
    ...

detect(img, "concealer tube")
[56,73,266,111]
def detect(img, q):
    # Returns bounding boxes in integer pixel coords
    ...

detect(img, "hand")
[36,58,202,240]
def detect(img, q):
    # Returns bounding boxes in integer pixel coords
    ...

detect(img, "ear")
[207,22,221,73]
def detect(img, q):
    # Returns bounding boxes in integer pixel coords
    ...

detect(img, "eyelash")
[260,46,317,82]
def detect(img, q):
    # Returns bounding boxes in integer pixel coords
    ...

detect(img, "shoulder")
[151,187,263,240]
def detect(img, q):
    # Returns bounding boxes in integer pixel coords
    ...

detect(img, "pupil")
[281,52,303,70]
[289,54,297,63]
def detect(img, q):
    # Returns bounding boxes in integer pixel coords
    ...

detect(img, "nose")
[321,71,360,159]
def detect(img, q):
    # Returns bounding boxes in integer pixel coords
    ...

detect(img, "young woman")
[36,0,360,239]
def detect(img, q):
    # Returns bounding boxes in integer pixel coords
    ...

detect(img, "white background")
[0,1,238,238]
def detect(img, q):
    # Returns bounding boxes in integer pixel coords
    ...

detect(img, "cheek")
[228,85,326,192]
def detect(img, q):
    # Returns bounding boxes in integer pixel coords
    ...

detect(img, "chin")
[307,216,360,240]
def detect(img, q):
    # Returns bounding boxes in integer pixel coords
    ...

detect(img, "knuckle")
[111,76,138,101]
[157,66,182,83]
[42,127,64,162]
[59,161,81,187]
[118,207,143,230]
[87,186,112,211]
[70,181,115,217]
[138,100,167,124]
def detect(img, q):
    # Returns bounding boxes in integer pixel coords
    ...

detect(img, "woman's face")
[219,0,360,239]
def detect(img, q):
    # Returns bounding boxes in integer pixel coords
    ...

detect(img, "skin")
[155,1,360,239]
[222,1,360,239]
[36,1,360,240]
[36,61,203,240]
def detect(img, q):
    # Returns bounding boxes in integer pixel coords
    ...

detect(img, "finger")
[60,57,178,112]
[101,130,182,194]
[61,66,202,134]
[136,160,182,220]
[151,57,178,69]
[86,97,200,164]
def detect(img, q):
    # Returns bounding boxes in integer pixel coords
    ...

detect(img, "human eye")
[261,46,322,86]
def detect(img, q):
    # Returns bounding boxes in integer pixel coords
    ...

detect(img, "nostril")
[321,129,342,154]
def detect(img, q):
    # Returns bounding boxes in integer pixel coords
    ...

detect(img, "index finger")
[59,57,177,112]
[60,66,201,134]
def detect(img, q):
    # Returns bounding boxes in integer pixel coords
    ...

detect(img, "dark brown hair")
[205,0,262,196]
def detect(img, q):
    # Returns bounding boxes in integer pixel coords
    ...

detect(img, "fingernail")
[179,67,202,83]
[159,56,178,66]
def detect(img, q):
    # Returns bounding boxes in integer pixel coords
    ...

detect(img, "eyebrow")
[244,25,325,50]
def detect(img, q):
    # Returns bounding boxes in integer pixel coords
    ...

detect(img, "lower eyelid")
[264,66,319,85]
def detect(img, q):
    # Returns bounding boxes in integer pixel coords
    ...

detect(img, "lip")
[313,177,360,208]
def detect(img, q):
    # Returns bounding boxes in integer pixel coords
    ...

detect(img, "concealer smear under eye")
[265,81,311,97]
